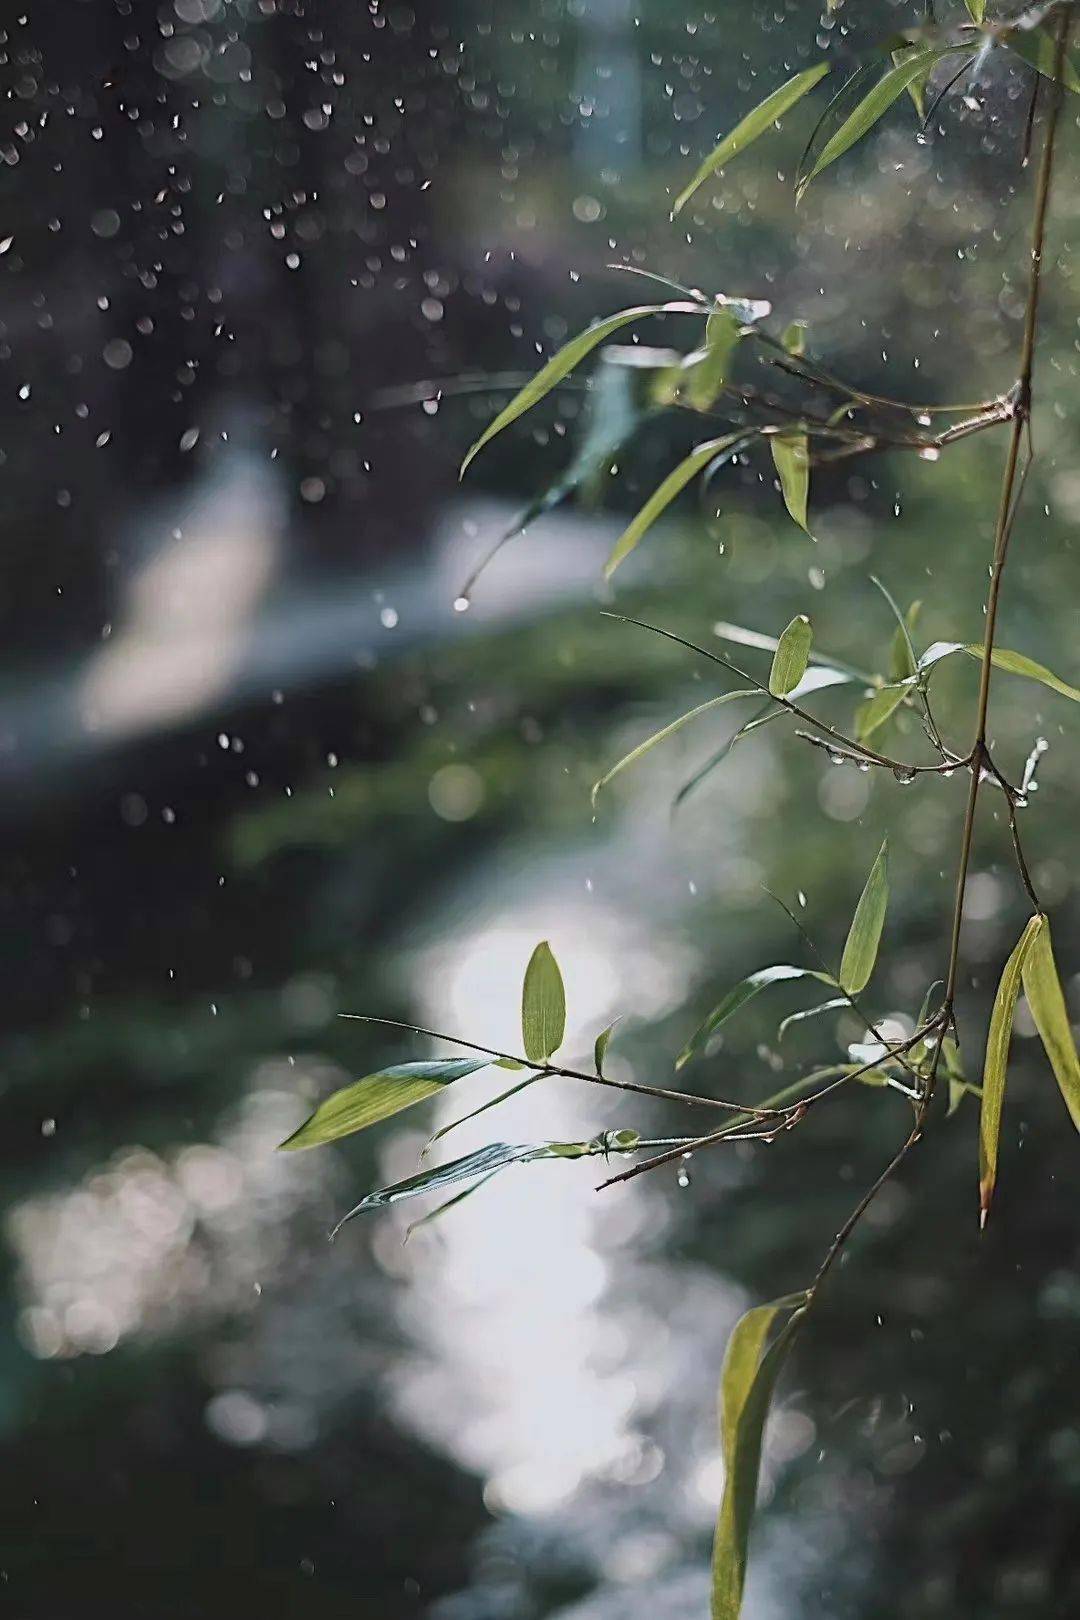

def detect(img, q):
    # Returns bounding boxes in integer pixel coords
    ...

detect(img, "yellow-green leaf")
[839,840,889,996]
[978,915,1043,1226]
[592,688,759,805]
[278,1057,491,1150]
[798,48,956,195]
[594,1022,616,1077]
[603,432,750,579]
[712,1297,807,1620]
[1021,916,1080,1136]
[459,301,703,475]
[673,63,830,216]
[889,600,921,681]
[522,941,566,1063]
[769,431,810,531]
[893,45,931,118]
[781,321,806,357]
[965,1,986,26]
[964,644,1080,704]
[685,308,743,411]
[768,615,813,697]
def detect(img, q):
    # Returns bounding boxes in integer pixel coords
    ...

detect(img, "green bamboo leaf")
[676,965,834,1071]
[797,48,956,196]
[979,914,1043,1227]
[1002,24,1080,93]
[920,641,1080,702]
[459,301,703,475]
[594,1023,617,1077]
[965,0,986,22]
[777,997,848,1041]
[856,683,908,744]
[603,432,752,579]
[1021,916,1080,1136]
[522,941,566,1063]
[673,62,830,216]
[968,644,1080,703]
[712,1298,807,1620]
[685,308,744,411]
[591,688,759,806]
[768,616,813,697]
[279,1057,491,1150]
[769,432,810,532]
[797,61,880,191]
[426,1073,540,1151]
[331,1142,535,1235]
[892,45,931,118]
[712,619,872,682]
[889,602,922,681]
[839,840,889,996]
[781,321,806,358]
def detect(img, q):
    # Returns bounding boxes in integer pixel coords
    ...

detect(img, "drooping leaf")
[591,688,759,806]
[522,941,567,1063]
[919,641,1080,702]
[685,308,744,411]
[769,432,810,531]
[1021,916,1080,1135]
[979,914,1043,1227]
[331,1142,536,1235]
[459,301,703,475]
[673,63,831,216]
[594,1022,616,1077]
[604,431,753,579]
[797,61,881,191]
[278,1057,491,1150]
[798,48,957,195]
[711,1297,807,1620]
[777,997,849,1041]
[889,602,922,681]
[427,1073,540,1151]
[892,45,931,118]
[856,683,908,744]
[768,615,813,697]
[1002,24,1080,93]
[676,965,834,1071]
[839,840,889,996]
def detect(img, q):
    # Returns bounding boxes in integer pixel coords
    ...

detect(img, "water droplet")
[676,1153,693,1189]
[453,595,470,613]
[892,765,916,785]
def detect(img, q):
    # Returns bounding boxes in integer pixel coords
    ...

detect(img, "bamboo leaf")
[711,1298,807,1620]
[594,1023,616,1077]
[278,1057,491,1150]
[893,45,931,118]
[979,915,1043,1227]
[768,616,813,697]
[712,619,871,682]
[839,840,889,996]
[1021,916,1080,1135]
[856,683,908,744]
[332,1142,536,1235]
[777,997,849,1040]
[603,432,752,579]
[781,322,806,357]
[459,301,703,475]
[968,645,1080,704]
[591,688,759,805]
[676,965,834,1071]
[769,432,810,531]
[685,308,744,411]
[673,63,830,215]
[1002,24,1080,93]
[522,941,566,1063]
[797,48,957,195]
[965,0,986,21]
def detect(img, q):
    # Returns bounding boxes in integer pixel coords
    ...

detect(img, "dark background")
[2,2,1080,1616]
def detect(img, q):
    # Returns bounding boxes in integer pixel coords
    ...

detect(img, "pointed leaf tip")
[838,840,889,996]
[673,63,830,216]
[978,914,1043,1228]
[768,615,813,697]
[522,941,566,1063]
[279,1057,491,1150]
